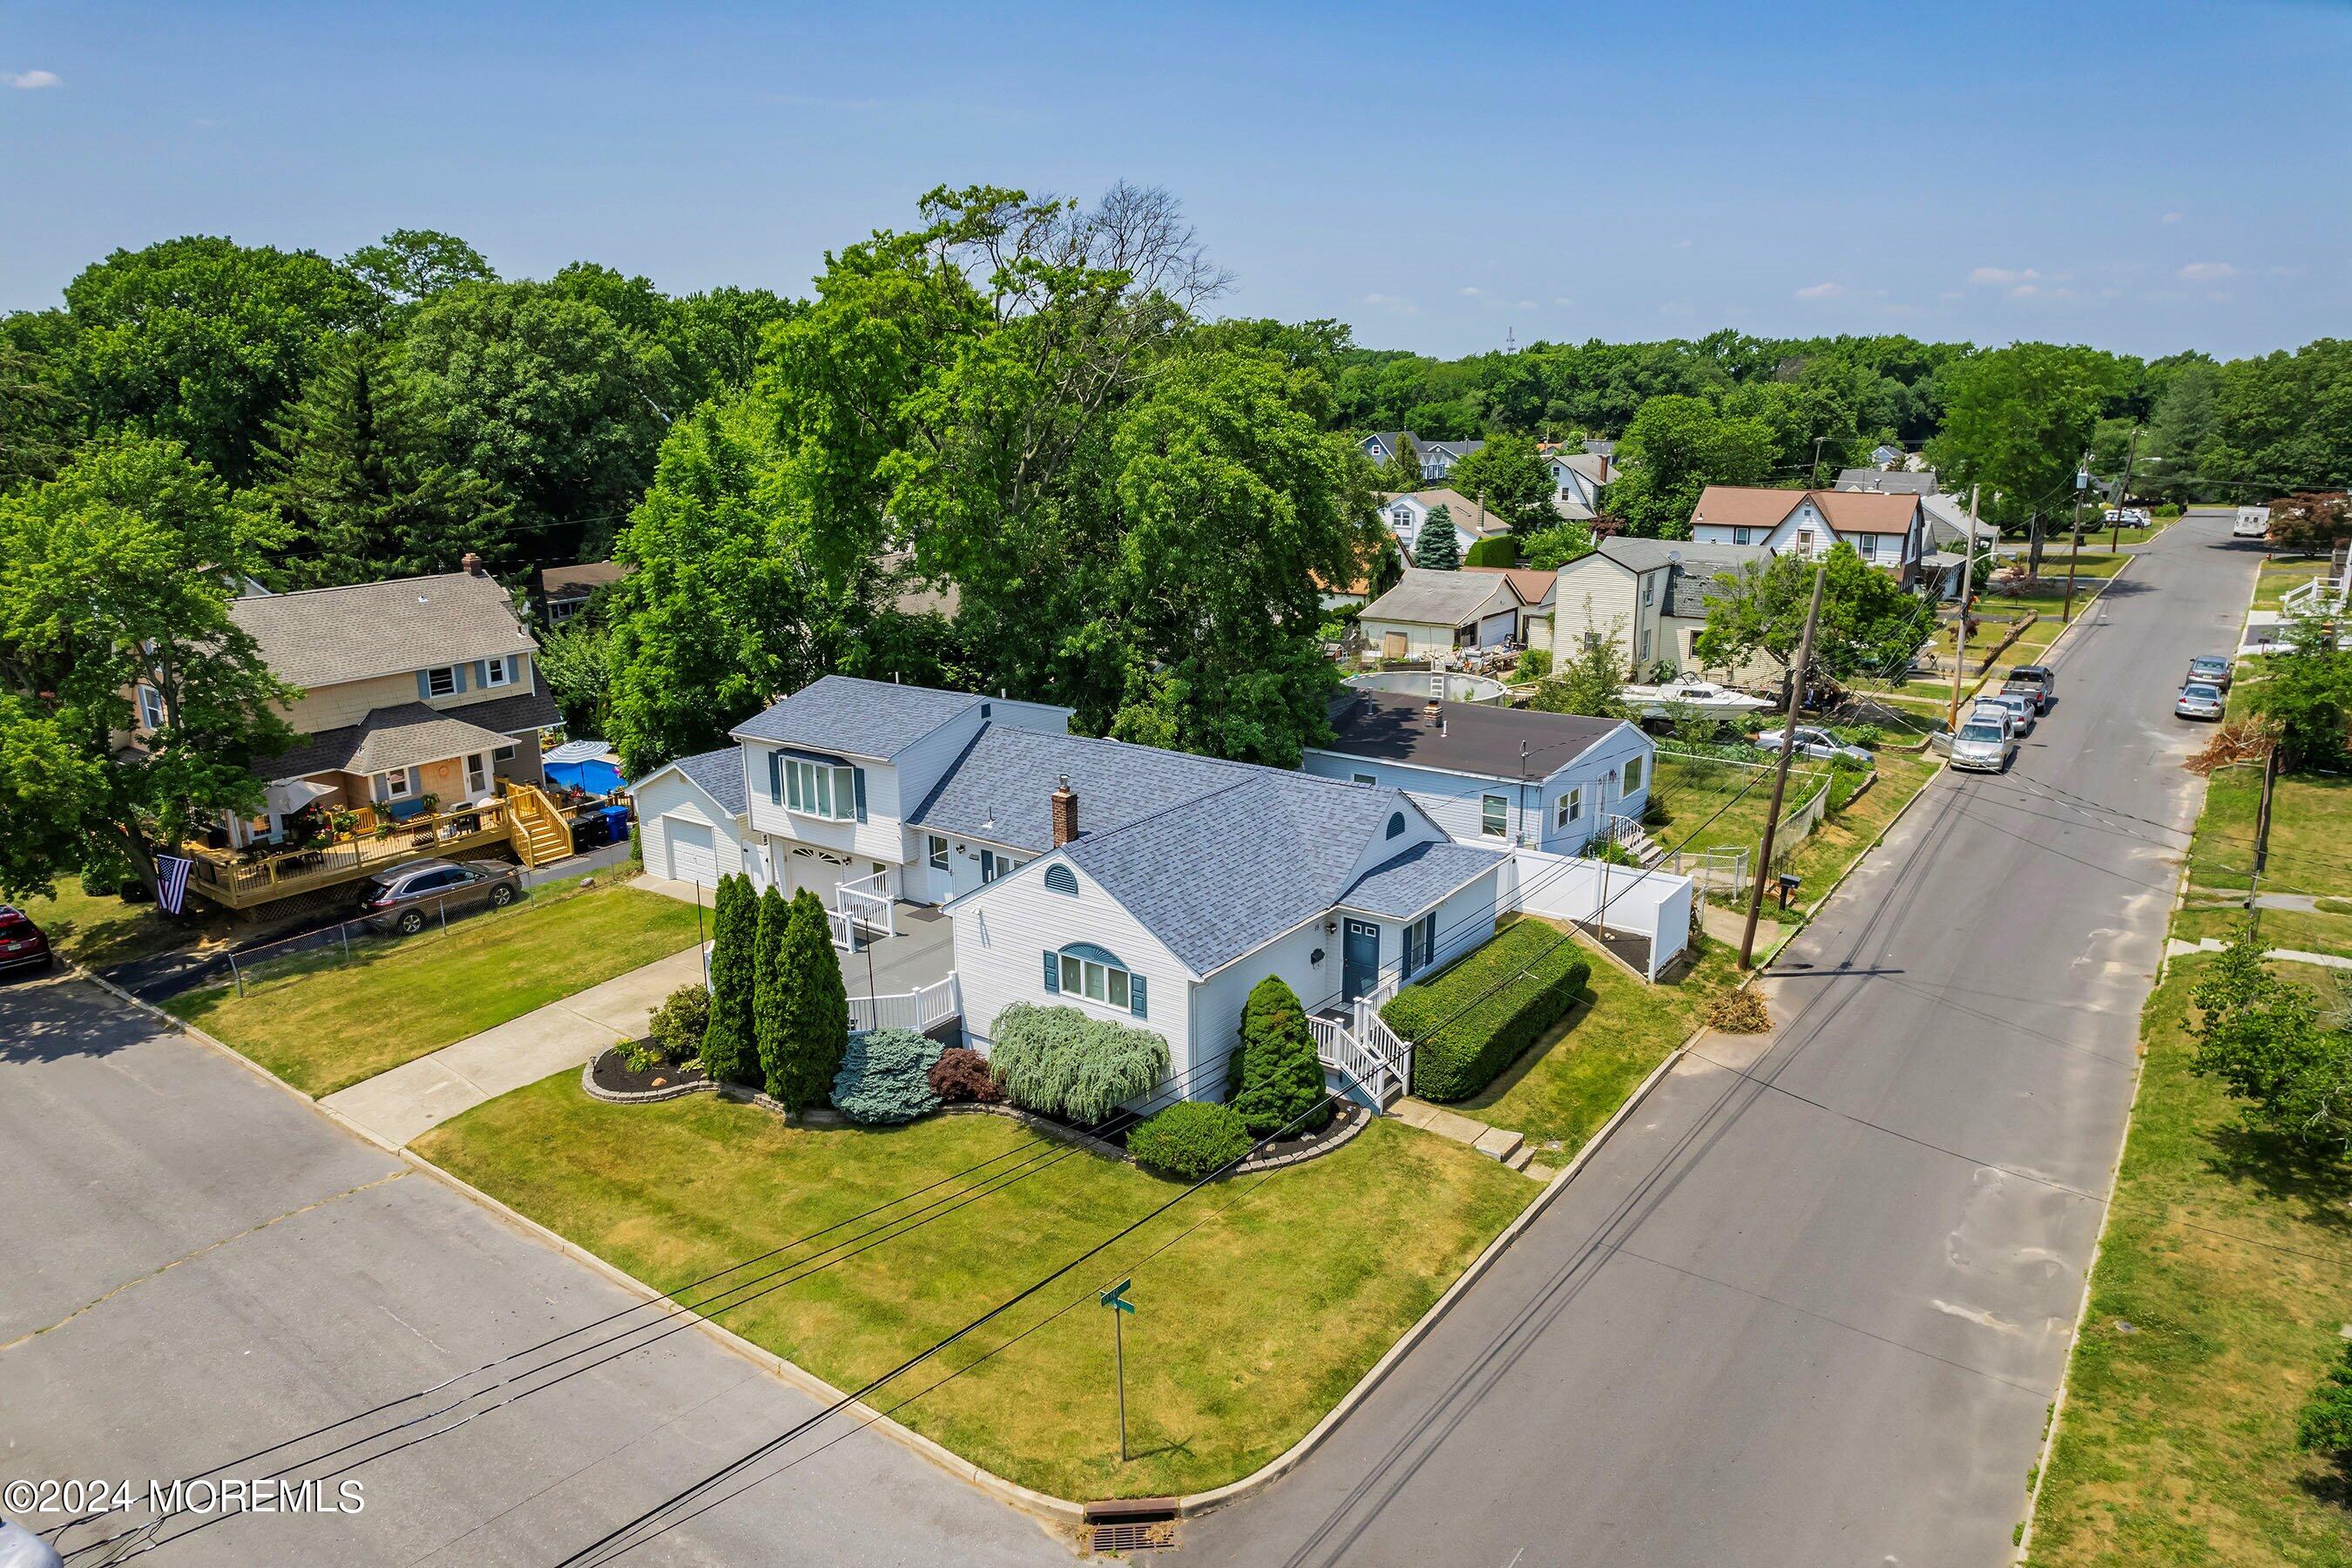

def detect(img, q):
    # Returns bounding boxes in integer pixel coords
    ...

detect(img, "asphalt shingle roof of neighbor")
[1358,566,1518,628]
[909,726,1250,852]
[1378,489,1511,537]
[1587,536,1769,577]
[732,674,1001,759]
[259,685,558,782]
[226,571,537,690]
[1688,485,1919,537]
[1318,689,1625,781]
[1834,468,1939,496]
[664,746,749,819]
[1338,840,1507,919]
[1464,565,1558,605]
[538,560,634,596]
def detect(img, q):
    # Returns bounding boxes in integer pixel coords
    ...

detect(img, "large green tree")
[0,310,84,494]
[0,435,295,901]
[1605,394,1776,537]
[1414,504,1460,570]
[1925,343,2124,530]
[1691,543,1929,696]
[344,229,497,316]
[1445,432,1558,535]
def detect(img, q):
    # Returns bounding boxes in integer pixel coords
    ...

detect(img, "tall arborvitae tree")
[752,882,792,1099]
[775,889,851,1112]
[700,875,759,1084]
[1414,504,1461,570]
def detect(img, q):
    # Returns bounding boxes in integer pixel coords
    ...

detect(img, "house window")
[1642,575,1656,606]
[1385,812,1407,840]
[424,666,457,699]
[1392,505,1415,532]
[1353,772,1378,787]
[1857,535,1877,559]
[981,849,1021,883]
[1043,864,1079,896]
[1732,527,1752,545]
[1624,754,1646,794]
[483,655,513,688]
[1557,787,1582,828]
[1480,794,1508,839]
[1058,947,1137,1012]
[1404,912,1436,977]
[382,769,411,801]
[1639,628,1652,662]
[137,685,166,730]
[927,835,949,872]
[784,758,855,821]
[465,754,489,794]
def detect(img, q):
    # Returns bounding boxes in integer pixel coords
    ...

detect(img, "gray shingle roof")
[1339,841,1507,919]
[228,571,536,689]
[732,675,990,759]
[1835,468,1938,496]
[1319,689,1625,781]
[1358,567,1518,628]
[1589,536,1767,576]
[667,747,749,818]
[260,684,556,782]
[908,727,1247,851]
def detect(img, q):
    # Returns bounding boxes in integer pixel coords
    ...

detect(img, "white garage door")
[664,816,718,886]
[783,845,851,904]
[1477,610,1517,647]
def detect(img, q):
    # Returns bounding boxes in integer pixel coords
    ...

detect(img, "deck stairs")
[504,781,576,869]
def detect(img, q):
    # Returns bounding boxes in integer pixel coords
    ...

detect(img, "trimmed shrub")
[988,1003,1169,1125]
[1704,988,1771,1034]
[928,1045,1004,1105]
[647,983,711,1063]
[1830,723,1884,750]
[1126,1101,1254,1181]
[773,889,849,1112]
[752,883,791,1097]
[1515,646,1551,681]
[1589,838,1639,867]
[1463,536,1519,568]
[700,875,759,1085]
[1382,920,1592,1102]
[1230,975,1329,1136]
[831,1027,945,1125]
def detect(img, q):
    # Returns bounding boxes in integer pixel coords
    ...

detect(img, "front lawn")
[1462,932,1740,1152]
[165,882,705,1096]
[2026,960,2352,1567]
[1777,751,1943,901]
[413,1077,1534,1500]
[1648,751,1830,863]
[15,879,232,970]
[2254,557,2333,612]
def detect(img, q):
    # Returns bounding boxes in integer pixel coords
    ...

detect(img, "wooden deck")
[186,801,522,912]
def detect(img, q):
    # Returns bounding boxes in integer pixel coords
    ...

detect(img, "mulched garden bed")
[1233,1097,1370,1173]
[588,1044,708,1099]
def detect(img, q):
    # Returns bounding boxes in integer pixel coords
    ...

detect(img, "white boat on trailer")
[1620,679,1774,719]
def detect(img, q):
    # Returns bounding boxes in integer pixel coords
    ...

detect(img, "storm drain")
[1089,1519,1177,1554]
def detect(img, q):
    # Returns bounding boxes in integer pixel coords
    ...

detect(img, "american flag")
[155,854,193,915]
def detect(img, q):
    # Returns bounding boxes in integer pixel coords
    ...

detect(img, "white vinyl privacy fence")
[1504,849,1693,981]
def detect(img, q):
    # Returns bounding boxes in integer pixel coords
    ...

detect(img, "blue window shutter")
[474,659,490,687]
[1129,974,1147,1019]
[415,670,431,700]
[1043,951,1060,994]
[408,767,422,797]
[767,751,782,805]
[853,767,868,822]
[451,663,468,694]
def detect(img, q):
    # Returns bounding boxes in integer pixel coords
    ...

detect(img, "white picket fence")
[848,973,961,1034]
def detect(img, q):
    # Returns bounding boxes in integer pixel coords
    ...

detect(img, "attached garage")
[627,747,752,892]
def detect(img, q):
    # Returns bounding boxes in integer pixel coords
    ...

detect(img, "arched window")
[1043,863,1079,896]
[1385,811,1407,840]
[1044,941,1146,1018]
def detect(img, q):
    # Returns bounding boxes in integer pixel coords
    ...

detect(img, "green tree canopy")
[1925,343,2126,530]
[344,229,497,314]
[1691,543,1929,694]
[1605,394,1777,537]
[1446,432,1558,535]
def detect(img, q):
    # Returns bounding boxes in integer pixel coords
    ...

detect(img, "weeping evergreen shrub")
[831,1027,945,1125]
[987,1004,1169,1125]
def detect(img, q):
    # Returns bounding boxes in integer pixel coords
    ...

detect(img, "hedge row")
[1381,920,1592,1101]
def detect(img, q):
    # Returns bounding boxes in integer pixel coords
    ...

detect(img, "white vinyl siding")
[632,769,751,890]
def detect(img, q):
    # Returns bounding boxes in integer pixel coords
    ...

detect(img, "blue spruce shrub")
[830,1027,946,1125]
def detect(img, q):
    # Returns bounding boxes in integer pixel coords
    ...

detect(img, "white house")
[1302,689,1655,856]
[1686,485,1927,587]
[1545,450,1612,520]
[1358,431,1485,483]
[1549,537,1776,682]
[632,746,754,888]
[1378,488,1511,562]
[1356,568,1525,659]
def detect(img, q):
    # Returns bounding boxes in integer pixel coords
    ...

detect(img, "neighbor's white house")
[1378,488,1512,562]
[1545,449,1612,520]
[1358,431,1485,483]
[1546,537,1777,683]
[1301,689,1656,856]
[1686,485,1927,586]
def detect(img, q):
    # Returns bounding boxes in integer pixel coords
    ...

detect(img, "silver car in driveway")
[2175,681,2227,721]
[1977,690,2036,736]
[1950,720,2015,774]
[357,858,524,935]
[1752,726,1872,766]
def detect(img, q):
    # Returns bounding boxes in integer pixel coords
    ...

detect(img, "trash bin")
[570,812,610,852]
[601,805,632,843]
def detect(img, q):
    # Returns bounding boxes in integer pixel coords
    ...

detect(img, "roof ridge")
[234,570,478,604]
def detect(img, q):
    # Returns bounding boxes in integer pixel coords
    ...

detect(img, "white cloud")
[1361,292,1418,315]
[1969,266,2039,286]
[1514,299,1535,309]
[2162,211,2182,224]
[1794,281,1842,299]
[2178,260,2236,281]
[5,69,61,89]
[1458,286,1482,297]
[1672,239,1693,249]
[1551,295,1573,307]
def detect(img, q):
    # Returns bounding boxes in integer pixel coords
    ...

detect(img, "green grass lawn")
[413,1077,1534,1500]
[165,882,705,1096]
[2026,959,2352,1568]
[1777,752,1943,896]
[1462,932,1739,1152]
[2255,557,2333,612]
[15,880,234,970]
[1648,752,1830,862]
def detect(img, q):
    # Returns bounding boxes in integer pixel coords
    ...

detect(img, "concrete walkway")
[1389,1097,1548,1180]
[2166,934,2352,970]
[321,943,709,1147]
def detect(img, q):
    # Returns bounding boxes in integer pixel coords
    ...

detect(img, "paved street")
[0,972,1066,1566]
[1178,512,2260,1565]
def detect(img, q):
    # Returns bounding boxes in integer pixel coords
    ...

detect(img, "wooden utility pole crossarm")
[1740,562,1827,969]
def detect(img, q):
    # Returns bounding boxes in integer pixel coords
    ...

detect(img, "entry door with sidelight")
[1342,919,1380,1003]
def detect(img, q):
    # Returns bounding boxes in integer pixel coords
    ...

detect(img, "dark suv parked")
[357,859,524,935]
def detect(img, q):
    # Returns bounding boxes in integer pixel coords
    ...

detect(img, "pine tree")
[752,882,791,1098]
[1414,504,1460,570]
[1381,435,1423,493]
[776,889,851,1112]
[257,333,505,587]
[699,875,759,1084]
[1231,976,1330,1136]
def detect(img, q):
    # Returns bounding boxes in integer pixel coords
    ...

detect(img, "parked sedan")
[0,903,54,974]
[357,858,524,935]
[1751,726,1872,766]
[2175,681,2227,721]
[2186,654,2234,690]
[1979,690,2038,735]
[1950,720,2016,774]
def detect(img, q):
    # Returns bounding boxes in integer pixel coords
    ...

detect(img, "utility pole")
[1740,563,1827,969]
[1946,484,1984,732]
[2249,743,2281,941]
[2106,425,2143,554]
[2062,453,2092,625]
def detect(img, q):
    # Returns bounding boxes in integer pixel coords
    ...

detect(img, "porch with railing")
[848,973,963,1034]
[1308,978,1413,1107]
[186,797,521,909]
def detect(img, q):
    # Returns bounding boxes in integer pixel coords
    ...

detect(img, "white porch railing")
[2281,575,2350,616]
[1311,1004,1413,1107]
[835,870,896,941]
[848,973,962,1034]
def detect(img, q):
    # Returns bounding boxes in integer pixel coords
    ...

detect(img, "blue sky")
[3,1,2345,360]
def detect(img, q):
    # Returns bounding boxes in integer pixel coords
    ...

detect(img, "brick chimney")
[462,551,485,576]
[1051,775,1078,847]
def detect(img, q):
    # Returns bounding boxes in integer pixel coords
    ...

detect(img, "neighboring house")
[1357,431,1486,483]
[537,560,633,625]
[1834,467,1938,497]
[1378,488,1511,561]
[947,750,1506,1101]
[1686,485,1927,585]
[632,746,753,887]
[1359,430,1416,470]
[1356,568,1524,659]
[1582,437,1617,460]
[1545,450,1612,518]
[1465,566,1557,648]
[1304,688,1655,856]
[1314,532,1401,612]
[1549,537,1776,682]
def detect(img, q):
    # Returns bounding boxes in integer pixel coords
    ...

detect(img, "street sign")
[1099,1279,1135,1315]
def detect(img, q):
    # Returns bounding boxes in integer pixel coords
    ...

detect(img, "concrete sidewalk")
[321,943,709,1147]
